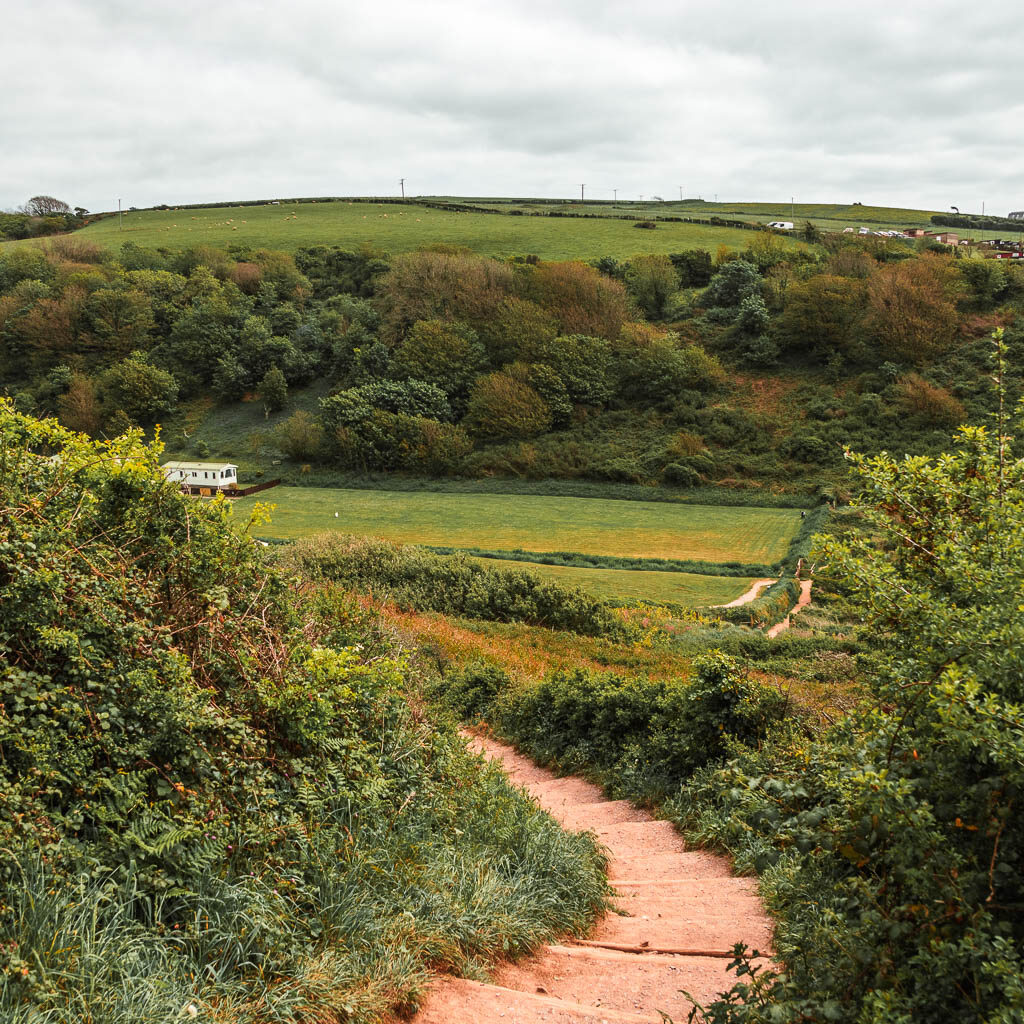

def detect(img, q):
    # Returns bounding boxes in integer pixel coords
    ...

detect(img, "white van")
[766,221,794,230]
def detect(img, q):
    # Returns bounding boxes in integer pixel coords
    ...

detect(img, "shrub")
[282,535,627,638]
[527,260,630,339]
[897,372,966,426]
[700,259,762,309]
[466,372,552,438]
[0,406,607,1019]
[491,653,790,800]
[273,409,325,461]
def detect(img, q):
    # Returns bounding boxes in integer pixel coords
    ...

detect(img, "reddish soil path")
[715,578,776,608]
[413,735,772,1024]
[766,580,813,638]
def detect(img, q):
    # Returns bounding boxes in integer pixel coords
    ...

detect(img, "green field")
[469,556,756,606]
[241,486,799,564]
[462,197,941,230]
[65,199,794,261]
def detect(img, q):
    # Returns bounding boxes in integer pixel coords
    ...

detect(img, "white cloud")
[2,0,1022,214]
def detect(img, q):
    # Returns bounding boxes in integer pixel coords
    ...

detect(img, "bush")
[282,535,628,638]
[490,653,790,801]
[897,372,966,426]
[700,259,762,309]
[465,372,552,438]
[0,406,608,1021]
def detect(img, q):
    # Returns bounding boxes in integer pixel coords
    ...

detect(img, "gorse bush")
[0,405,608,1021]
[281,533,629,639]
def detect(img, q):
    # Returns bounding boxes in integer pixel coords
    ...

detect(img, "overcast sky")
[4,0,1023,215]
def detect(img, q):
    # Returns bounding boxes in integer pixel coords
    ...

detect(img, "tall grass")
[0,751,608,1024]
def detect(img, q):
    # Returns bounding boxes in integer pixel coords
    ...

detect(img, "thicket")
[0,406,608,1022]
[4,225,1023,497]
[432,652,794,811]
[280,534,630,639]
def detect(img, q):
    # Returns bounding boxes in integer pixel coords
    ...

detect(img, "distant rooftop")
[162,461,237,471]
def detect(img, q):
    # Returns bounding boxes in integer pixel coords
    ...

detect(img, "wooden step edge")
[571,939,736,958]
[443,978,667,1022]
[544,944,739,964]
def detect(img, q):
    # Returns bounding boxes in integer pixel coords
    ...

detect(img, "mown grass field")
[240,485,800,563]
[469,556,756,606]
[67,199,795,261]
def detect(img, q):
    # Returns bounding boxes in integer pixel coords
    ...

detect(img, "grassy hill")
[65,198,788,261]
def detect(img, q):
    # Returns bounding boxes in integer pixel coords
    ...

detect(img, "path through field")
[414,734,772,1024]
[767,580,813,638]
[714,578,775,608]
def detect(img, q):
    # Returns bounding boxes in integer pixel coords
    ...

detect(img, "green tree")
[466,372,552,438]
[479,296,559,367]
[258,365,288,416]
[86,287,155,355]
[776,273,866,355]
[624,253,678,320]
[273,409,324,461]
[390,318,486,410]
[100,355,179,424]
[700,259,762,309]
[537,333,613,407]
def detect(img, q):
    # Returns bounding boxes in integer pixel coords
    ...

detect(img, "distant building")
[904,228,927,238]
[1009,211,1024,220]
[925,231,960,245]
[162,461,238,491]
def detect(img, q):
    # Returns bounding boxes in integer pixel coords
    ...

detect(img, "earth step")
[612,891,758,918]
[413,978,667,1024]
[593,820,689,857]
[493,944,737,1017]
[613,878,757,897]
[590,912,773,952]
[558,801,653,830]
[530,777,608,807]
[607,852,735,882]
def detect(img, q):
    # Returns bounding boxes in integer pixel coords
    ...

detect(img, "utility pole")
[399,178,405,199]
[580,184,585,201]
[791,196,795,219]
[678,185,683,201]
[118,198,122,231]
[613,188,617,201]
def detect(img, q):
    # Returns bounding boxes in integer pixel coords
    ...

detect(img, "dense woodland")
[3,227,1023,494]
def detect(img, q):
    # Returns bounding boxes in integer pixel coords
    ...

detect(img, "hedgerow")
[280,533,631,638]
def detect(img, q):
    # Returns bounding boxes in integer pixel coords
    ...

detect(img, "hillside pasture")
[65,199,793,261]
[240,486,800,564]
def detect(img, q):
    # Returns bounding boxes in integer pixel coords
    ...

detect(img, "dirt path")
[413,735,772,1024]
[715,578,776,608]
[766,580,813,638]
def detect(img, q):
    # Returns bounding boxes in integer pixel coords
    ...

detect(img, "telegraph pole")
[613,188,617,201]
[678,185,683,201]
[579,184,585,201]
[399,178,405,199]
[118,198,122,231]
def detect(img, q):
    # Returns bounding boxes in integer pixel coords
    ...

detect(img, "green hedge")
[280,534,629,638]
